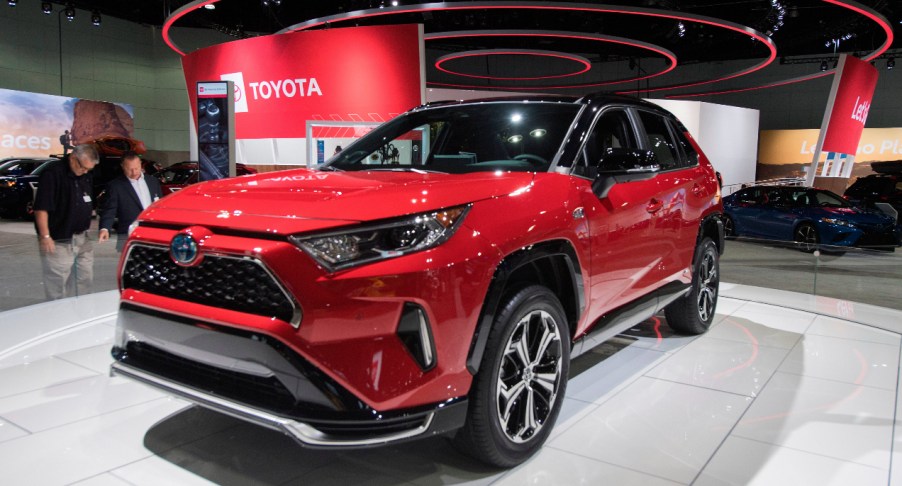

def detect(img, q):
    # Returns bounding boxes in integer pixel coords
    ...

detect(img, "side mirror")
[592,149,660,198]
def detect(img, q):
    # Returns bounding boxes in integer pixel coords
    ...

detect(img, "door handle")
[646,198,663,213]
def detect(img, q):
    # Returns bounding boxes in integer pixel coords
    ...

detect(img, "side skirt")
[571,281,690,358]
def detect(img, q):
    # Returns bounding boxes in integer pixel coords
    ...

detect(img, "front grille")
[122,244,297,325]
[125,341,299,413]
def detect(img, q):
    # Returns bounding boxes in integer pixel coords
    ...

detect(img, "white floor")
[1,283,901,486]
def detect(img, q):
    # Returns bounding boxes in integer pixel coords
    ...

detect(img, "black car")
[844,161,902,219]
[0,157,59,219]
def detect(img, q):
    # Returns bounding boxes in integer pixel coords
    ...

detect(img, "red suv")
[111,94,724,467]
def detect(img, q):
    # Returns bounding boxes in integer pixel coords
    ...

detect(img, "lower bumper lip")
[110,361,436,448]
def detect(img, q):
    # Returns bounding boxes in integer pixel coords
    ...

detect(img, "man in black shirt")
[33,144,100,300]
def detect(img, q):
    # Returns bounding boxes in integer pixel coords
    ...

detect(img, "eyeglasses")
[73,155,97,173]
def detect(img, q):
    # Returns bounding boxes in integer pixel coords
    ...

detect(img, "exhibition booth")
[1,16,901,486]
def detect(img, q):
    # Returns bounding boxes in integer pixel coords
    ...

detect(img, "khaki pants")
[40,232,94,300]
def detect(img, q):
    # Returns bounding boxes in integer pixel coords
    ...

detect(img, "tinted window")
[637,111,680,170]
[580,109,637,169]
[668,119,698,166]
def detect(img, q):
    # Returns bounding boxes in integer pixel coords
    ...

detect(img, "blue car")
[0,157,59,219]
[723,185,900,251]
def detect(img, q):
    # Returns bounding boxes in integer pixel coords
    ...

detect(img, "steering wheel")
[513,154,548,167]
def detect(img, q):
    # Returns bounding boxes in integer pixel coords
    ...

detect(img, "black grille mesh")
[122,245,296,323]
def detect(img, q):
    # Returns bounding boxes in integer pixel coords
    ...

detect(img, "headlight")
[3,180,15,188]
[822,218,853,227]
[291,205,470,272]
[127,220,140,235]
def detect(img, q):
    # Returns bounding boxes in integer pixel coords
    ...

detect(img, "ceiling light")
[507,135,523,143]
[64,4,75,21]
[8,0,17,7]
[888,58,895,70]
[203,4,215,10]
[510,113,523,123]
[41,1,50,14]
[392,1,399,5]
[820,61,828,71]
[91,10,101,26]
[529,129,546,138]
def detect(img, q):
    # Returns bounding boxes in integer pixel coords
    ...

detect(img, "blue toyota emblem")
[170,233,199,266]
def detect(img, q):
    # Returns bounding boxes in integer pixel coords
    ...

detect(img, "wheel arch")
[699,212,725,256]
[465,240,584,375]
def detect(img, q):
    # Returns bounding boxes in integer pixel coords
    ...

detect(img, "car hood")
[140,168,536,234]
[819,206,895,224]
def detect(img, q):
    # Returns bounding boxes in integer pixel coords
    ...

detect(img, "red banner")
[821,56,878,155]
[182,25,425,139]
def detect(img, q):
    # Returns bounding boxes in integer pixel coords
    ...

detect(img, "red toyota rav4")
[112,94,724,467]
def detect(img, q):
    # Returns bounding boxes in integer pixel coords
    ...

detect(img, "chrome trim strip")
[121,242,302,328]
[110,362,435,447]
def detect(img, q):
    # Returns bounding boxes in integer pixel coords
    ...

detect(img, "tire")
[454,285,570,467]
[723,215,736,238]
[794,223,818,252]
[665,237,719,335]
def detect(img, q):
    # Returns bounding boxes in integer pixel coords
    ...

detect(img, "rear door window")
[637,111,681,171]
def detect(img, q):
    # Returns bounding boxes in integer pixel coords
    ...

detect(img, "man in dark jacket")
[98,151,162,251]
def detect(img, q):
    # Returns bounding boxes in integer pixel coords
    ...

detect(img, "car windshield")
[0,160,42,175]
[325,101,581,173]
[158,167,196,184]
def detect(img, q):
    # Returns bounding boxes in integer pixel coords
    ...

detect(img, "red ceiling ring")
[276,2,775,92]
[163,0,219,56]
[629,0,894,98]
[162,1,889,96]
[425,30,676,90]
[436,49,591,81]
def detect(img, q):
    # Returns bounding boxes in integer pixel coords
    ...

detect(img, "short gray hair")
[71,144,99,163]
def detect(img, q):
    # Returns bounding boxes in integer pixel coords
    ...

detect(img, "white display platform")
[1,284,900,485]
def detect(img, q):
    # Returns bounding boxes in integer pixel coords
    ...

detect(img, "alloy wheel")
[696,249,718,322]
[795,224,818,252]
[495,309,563,444]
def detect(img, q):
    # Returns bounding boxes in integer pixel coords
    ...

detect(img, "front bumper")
[111,304,468,447]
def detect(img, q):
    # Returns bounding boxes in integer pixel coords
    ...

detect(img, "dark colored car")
[843,161,902,218]
[154,161,258,195]
[0,157,59,218]
[110,94,724,467]
[723,185,899,251]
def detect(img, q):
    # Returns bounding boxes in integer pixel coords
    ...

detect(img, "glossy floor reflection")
[0,284,900,485]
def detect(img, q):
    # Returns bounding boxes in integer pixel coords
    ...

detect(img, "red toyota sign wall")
[182,24,425,140]
[821,55,878,155]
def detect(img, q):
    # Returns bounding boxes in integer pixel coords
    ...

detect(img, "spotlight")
[91,10,101,26]
[820,61,828,71]
[64,4,75,21]
[203,4,215,9]
[392,0,399,5]
[8,0,17,7]
[41,1,51,14]
[888,58,895,70]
